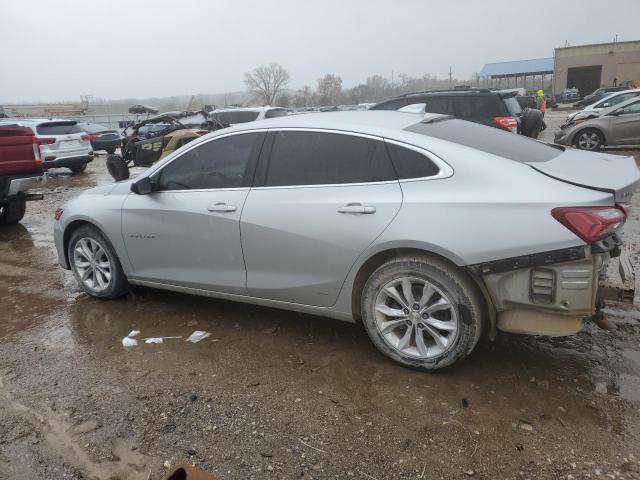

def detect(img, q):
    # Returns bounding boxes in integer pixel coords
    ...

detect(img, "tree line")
[244,62,472,108]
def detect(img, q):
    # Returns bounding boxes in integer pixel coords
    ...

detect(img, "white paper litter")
[186,330,211,343]
[145,337,164,344]
[128,330,141,338]
[122,336,138,347]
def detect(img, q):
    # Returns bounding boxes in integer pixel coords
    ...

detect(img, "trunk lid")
[527,148,640,202]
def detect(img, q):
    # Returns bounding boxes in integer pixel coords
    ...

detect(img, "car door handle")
[207,203,237,213]
[337,203,376,214]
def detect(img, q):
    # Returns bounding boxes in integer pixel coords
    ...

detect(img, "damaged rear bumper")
[470,242,616,336]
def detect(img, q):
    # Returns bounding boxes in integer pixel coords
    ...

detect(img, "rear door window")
[36,122,82,135]
[262,131,396,186]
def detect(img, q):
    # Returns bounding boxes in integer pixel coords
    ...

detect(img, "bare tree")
[317,74,342,106]
[244,63,290,105]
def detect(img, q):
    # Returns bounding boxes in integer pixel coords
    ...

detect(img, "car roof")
[211,106,285,114]
[216,110,438,137]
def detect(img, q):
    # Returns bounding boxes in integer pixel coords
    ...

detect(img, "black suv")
[371,89,522,133]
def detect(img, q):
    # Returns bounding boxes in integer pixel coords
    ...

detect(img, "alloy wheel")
[577,131,600,150]
[374,276,458,359]
[72,237,112,293]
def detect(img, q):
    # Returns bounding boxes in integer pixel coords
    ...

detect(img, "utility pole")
[391,70,394,89]
[614,34,619,43]
[448,66,453,89]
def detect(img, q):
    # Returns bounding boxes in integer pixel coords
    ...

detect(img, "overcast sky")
[1,0,639,103]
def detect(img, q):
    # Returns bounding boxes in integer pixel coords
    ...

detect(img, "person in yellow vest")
[536,89,547,117]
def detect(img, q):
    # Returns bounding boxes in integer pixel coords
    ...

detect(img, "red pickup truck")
[0,124,46,225]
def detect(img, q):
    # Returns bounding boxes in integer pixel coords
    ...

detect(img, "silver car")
[555,96,640,150]
[54,111,639,370]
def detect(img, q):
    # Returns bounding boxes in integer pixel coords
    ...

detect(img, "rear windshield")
[36,122,82,135]
[265,108,287,119]
[406,118,562,163]
[78,123,108,133]
[211,111,260,125]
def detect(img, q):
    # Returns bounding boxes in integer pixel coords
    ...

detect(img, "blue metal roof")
[479,58,554,77]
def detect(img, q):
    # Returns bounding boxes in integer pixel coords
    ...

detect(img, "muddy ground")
[1,114,640,480]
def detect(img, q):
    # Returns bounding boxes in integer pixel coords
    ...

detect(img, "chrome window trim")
[384,138,454,183]
[252,127,452,190]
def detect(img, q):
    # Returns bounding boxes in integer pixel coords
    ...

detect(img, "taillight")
[81,134,90,141]
[88,133,97,141]
[494,116,518,133]
[31,136,42,163]
[54,208,64,221]
[551,206,626,244]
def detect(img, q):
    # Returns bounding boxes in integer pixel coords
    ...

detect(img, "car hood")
[527,148,640,203]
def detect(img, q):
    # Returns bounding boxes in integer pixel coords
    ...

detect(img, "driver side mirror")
[131,176,153,195]
[610,108,624,116]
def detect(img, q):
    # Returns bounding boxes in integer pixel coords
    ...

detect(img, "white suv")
[209,107,287,127]
[2,119,93,173]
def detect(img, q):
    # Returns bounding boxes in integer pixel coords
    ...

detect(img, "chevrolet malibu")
[54,111,639,370]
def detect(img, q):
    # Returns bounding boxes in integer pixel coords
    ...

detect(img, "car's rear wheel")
[361,255,485,370]
[69,163,87,174]
[0,198,27,225]
[574,128,604,151]
[106,154,130,181]
[68,224,129,299]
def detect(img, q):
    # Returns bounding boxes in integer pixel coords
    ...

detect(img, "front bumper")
[53,220,68,269]
[44,154,94,169]
[473,245,610,336]
[554,129,572,145]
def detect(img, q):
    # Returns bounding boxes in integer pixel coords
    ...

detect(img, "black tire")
[69,163,87,174]
[361,254,485,371]
[574,128,604,151]
[67,224,129,299]
[105,147,116,155]
[106,154,130,181]
[0,198,27,225]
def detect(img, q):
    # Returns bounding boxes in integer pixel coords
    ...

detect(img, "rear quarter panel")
[330,139,612,318]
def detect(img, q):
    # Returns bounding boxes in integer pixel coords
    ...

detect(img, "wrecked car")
[54,110,639,370]
[106,111,223,181]
[555,96,640,150]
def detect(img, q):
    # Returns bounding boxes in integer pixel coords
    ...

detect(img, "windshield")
[406,118,562,163]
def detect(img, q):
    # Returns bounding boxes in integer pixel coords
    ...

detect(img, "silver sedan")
[54,111,639,370]
[555,96,640,150]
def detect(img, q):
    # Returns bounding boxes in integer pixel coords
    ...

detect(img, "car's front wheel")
[574,128,604,151]
[68,224,129,299]
[361,255,485,370]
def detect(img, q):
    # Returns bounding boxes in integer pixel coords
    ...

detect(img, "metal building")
[554,40,640,96]
[478,58,554,91]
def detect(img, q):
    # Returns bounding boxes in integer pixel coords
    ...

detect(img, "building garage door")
[617,62,640,87]
[567,65,602,97]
